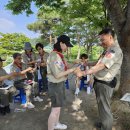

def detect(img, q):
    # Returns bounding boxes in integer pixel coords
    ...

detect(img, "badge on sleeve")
[54,61,64,69]
[105,50,115,58]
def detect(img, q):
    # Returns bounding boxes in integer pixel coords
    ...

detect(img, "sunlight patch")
[70,110,88,121]
[71,97,82,111]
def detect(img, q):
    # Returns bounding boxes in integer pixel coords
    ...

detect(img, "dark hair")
[13,53,21,59]
[35,43,44,50]
[53,42,62,52]
[99,28,115,38]
[80,53,88,59]
[25,49,33,53]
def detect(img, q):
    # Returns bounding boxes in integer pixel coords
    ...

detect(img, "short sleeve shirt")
[10,63,27,81]
[21,52,36,67]
[94,44,123,81]
[47,51,67,83]
[36,51,49,63]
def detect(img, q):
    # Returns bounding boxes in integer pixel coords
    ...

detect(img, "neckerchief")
[25,52,32,61]
[53,49,67,71]
[13,61,22,71]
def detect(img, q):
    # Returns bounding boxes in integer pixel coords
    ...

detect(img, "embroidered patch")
[105,52,114,58]
[54,61,64,69]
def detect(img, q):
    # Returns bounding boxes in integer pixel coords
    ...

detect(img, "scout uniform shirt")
[94,43,123,81]
[10,63,27,82]
[21,52,37,68]
[36,51,49,64]
[0,68,7,86]
[47,51,67,83]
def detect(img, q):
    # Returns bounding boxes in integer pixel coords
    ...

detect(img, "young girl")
[47,35,78,130]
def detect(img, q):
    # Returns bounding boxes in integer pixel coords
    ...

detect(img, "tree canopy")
[0,32,30,55]
[5,0,130,93]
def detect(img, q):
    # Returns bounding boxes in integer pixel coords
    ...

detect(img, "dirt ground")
[0,75,130,130]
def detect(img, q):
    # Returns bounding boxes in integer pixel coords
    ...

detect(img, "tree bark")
[119,33,130,95]
[104,0,130,95]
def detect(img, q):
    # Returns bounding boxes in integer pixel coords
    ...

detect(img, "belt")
[94,77,117,88]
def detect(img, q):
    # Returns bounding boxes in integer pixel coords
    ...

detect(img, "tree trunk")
[119,32,130,95]
[104,0,130,95]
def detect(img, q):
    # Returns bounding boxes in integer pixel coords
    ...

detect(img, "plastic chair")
[65,79,69,89]
[14,88,26,104]
[79,76,88,90]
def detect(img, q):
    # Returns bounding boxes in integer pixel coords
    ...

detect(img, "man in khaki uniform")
[76,28,123,130]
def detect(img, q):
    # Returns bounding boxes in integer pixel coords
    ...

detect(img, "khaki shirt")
[10,63,27,81]
[0,68,7,86]
[21,52,37,67]
[47,51,67,83]
[36,51,49,63]
[94,44,123,81]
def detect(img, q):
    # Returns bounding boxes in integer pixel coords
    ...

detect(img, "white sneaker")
[27,102,35,109]
[54,123,67,129]
[33,96,43,102]
[21,103,27,108]
[75,88,80,95]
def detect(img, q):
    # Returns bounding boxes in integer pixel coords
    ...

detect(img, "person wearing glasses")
[75,29,123,130]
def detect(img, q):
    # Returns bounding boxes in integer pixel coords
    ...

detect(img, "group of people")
[0,28,123,130]
[47,28,123,130]
[0,42,49,115]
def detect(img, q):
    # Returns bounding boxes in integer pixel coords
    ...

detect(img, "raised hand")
[27,67,33,72]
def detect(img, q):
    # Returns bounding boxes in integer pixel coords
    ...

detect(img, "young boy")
[75,54,92,95]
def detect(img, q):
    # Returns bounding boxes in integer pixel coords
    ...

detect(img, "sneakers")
[54,123,67,129]
[75,88,80,95]
[22,102,35,109]
[33,96,43,102]
[27,102,35,108]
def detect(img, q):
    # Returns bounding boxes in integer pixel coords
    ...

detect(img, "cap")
[24,42,32,50]
[57,35,73,47]
[0,57,5,62]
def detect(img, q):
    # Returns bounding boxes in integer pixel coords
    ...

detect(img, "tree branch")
[103,0,126,34]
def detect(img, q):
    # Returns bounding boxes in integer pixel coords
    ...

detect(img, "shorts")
[48,81,65,107]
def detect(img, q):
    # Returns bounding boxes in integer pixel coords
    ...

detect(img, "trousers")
[94,81,114,130]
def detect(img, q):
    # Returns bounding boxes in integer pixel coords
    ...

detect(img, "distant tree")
[6,0,130,94]
[0,32,30,55]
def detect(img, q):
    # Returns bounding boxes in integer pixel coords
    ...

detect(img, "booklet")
[120,93,130,102]
[0,85,13,90]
